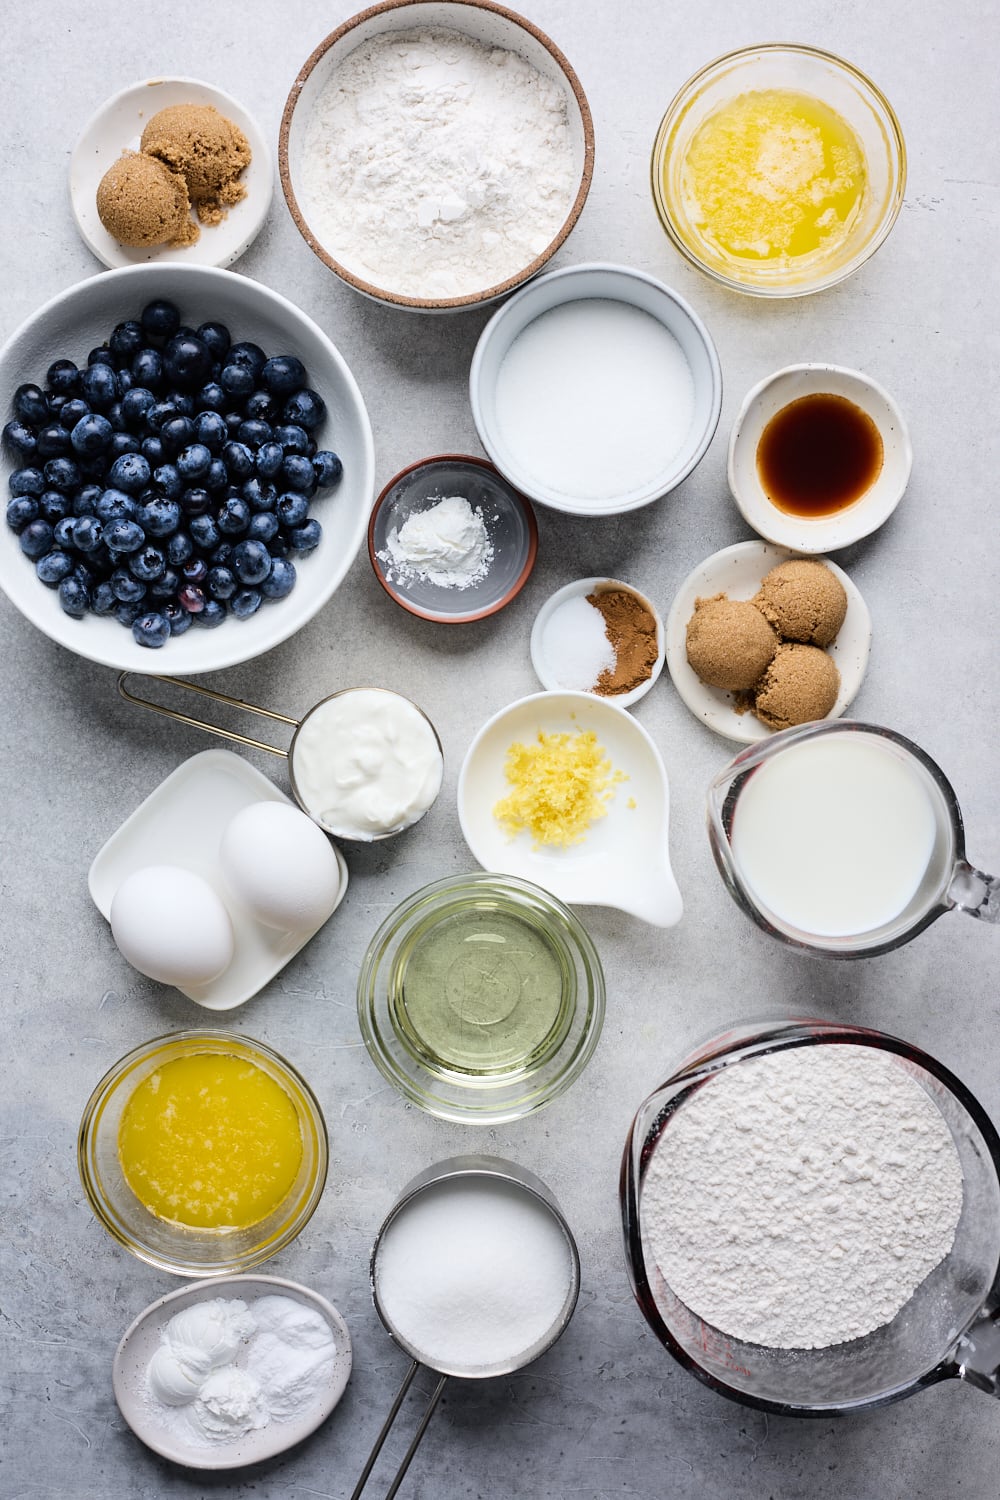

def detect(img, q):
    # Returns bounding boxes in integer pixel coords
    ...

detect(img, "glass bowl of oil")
[651,44,906,297]
[78,1030,328,1277]
[357,873,606,1124]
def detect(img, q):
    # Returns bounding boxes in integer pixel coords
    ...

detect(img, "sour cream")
[290,689,443,840]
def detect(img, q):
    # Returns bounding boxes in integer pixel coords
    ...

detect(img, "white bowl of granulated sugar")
[278,0,595,312]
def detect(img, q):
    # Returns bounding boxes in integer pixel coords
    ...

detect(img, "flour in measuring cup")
[299,28,578,299]
[641,1046,963,1349]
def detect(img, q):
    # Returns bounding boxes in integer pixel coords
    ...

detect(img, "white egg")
[110,865,234,987]
[219,800,342,931]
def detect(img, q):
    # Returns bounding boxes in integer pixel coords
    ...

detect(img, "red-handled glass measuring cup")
[621,1020,1000,1415]
[707,720,999,957]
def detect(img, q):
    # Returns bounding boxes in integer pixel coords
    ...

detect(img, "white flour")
[300,28,577,298]
[642,1045,964,1349]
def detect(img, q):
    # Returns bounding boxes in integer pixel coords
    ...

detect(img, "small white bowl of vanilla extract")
[727,363,912,551]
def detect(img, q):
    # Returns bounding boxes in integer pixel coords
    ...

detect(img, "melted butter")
[679,88,867,264]
[118,1052,303,1230]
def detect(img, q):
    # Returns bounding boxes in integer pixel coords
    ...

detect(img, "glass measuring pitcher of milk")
[621,1020,1000,1415]
[707,720,999,957]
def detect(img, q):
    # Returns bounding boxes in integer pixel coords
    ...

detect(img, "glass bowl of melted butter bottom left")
[78,1030,328,1276]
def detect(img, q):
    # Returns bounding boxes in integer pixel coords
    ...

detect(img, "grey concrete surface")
[2,1,999,1497]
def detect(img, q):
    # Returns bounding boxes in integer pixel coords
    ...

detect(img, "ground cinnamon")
[588,587,658,695]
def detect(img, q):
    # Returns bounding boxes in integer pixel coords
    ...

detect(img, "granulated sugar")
[642,1044,964,1349]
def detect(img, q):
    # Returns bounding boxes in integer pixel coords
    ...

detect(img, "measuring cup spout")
[949,861,1000,924]
[955,1306,1000,1397]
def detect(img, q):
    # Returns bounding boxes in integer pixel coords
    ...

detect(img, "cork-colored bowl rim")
[278,0,595,311]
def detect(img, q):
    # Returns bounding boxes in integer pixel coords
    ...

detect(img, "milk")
[729,735,939,937]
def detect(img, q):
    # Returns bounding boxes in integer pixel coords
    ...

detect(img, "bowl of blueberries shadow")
[0,263,375,673]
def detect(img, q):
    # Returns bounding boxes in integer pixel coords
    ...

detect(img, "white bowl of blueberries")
[0,263,375,672]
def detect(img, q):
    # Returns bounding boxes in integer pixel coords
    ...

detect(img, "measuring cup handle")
[955,1306,1000,1396]
[948,861,1000,924]
[117,671,298,758]
[350,1360,449,1500]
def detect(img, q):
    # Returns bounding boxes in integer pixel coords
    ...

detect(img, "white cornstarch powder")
[642,1046,964,1349]
[381,494,494,588]
[300,28,578,298]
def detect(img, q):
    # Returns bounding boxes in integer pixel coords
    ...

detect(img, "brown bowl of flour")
[278,0,595,312]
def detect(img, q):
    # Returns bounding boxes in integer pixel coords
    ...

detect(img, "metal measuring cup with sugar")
[352,1155,581,1500]
[118,674,443,841]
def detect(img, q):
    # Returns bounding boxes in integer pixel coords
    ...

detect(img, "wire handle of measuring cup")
[349,1360,449,1500]
[118,672,299,759]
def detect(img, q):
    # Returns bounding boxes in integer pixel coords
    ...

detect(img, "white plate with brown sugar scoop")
[70,77,272,269]
[664,541,872,744]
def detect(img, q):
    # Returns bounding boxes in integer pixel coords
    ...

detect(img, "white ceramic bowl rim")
[529,576,665,708]
[469,261,723,517]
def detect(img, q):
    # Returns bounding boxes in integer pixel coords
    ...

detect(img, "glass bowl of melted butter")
[651,44,906,296]
[78,1031,328,1276]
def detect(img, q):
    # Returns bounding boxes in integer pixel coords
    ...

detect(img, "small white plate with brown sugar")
[664,541,872,744]
[70,77,272,269]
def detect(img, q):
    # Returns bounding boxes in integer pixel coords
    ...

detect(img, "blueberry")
[36,550,74,587]
[176,443,212,481]
[137,497,181,537]
[238,418,273,450]
[53,516,77,549]
[141,435,166,466]
[111,567,146,603]
[207,564,237,601]
[72,560,100,594]
[224,411,245,438]
[80,362,118,410]
[40,489,71,523]
[231,538,271,585]
[222,440,254,481]
[88,346,114,368]
[42,457,80,492]
[160,415,196,454]
[195,381,227,413]
[58,574,89,616]
[180,486,211,517]
[46,359,81,396]
[131,610,170,648]
[36,424,71,459]
[276,492,309,528]
[210,541,234,567]
[313,450,343,487]
[220,363,255,401]
[109,320,145,360]
[19,519,53,558]
[245,389,280,424]
[280,453,316,495]
[105,518,145,553]
[91,579,117,615]
[68,412,112,457]
[129,545,166,582]
[193,597,226,628]
[261,354,306,396]
[141,299,181,341]
[14,383,49,426]
[108,452,151,495]
[194,410,227,452]
[287,519,322,554]
[10,467,45,497]
[282,388,326,431]
[260,556,296,599]
[3,419,37,457]
[230,587,262,620]
[203,459,227,494]
[6,495,39,532]
[132,347,164,390]
[149,566,181,599]
[164,333,212,390]
[273,422,311,455]
[46,393,69,417]
[108,433,141,459]
[163,599,193,635]
[58,398,91,430]
[121,386,156,429]
[72,515,104,553]
[248,511,279,544]
[228,340,267,377]
[152,463,184,501]
[197,321,231,360]
[117,369,134,395]
[216,496,250,536]
[146,400,178,432]
[106,401,127,433]
[166,530,194,566]
[96,489,135,523]
[254,441,284,480]
[189,513,220,550]
[243,477,277,512]
[182,557,209,584]
[71,487,100,516]
[178,583,206,613]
